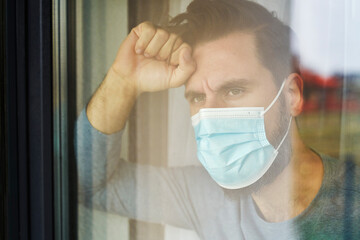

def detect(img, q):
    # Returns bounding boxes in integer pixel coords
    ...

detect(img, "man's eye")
[227,88,243,96]
[192,95,206,103]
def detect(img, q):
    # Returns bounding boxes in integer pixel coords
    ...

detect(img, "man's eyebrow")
[184,78,252,99]
[214,78,252,92]
[184,90,204,100]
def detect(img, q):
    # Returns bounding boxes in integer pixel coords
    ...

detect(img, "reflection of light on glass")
[290,0,360,76]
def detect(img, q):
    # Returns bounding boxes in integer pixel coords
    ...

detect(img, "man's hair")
[165,0,298,86]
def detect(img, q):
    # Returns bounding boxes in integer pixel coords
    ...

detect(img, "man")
[76,0,360,239]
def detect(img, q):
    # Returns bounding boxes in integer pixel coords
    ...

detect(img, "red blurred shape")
[302,69,341,88]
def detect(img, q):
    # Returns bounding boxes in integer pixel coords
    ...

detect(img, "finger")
[134,22,156,54]
[169,42,189,66]
[143,28,169,57]
[169,47,197,88]
[157,34,183,61]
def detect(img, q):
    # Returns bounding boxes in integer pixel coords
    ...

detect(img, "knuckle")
[139,21,153,29]
[138,22,156,37]
[156,29,169,40]
[143,22,155,30]
[143,27,156,36]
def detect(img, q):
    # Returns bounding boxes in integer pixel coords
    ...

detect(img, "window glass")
[75,0,130,239]
[55,0,360,239]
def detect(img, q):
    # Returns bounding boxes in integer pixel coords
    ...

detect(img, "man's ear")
[286,73,304,116]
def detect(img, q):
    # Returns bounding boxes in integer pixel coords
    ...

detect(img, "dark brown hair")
[164,0,297,86]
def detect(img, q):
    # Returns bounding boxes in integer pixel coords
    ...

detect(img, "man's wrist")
[86,67,138,134]
[108,65,141,98]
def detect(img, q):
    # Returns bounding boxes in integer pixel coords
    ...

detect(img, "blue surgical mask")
[191,81,292,189]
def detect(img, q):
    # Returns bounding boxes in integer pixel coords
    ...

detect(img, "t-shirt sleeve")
[75,108,225,230]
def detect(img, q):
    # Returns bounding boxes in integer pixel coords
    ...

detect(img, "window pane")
[75,0,130,239]
[56,0,360,239]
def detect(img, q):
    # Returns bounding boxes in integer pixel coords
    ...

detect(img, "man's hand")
[111,21,196,94]
[86,22,196,134]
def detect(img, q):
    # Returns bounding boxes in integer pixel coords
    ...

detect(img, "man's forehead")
[192,31,257,58]
[185,32,263,92]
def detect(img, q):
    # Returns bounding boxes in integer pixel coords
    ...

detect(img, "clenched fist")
[111,21,197,94]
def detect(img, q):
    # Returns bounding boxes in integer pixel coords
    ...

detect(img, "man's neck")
[251,129,324,223]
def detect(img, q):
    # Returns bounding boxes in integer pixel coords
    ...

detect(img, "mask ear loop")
[260,79,292,150]
[261,80,287,116]
[275,116,292,151]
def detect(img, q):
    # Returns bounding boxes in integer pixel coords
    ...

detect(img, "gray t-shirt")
[75,109,360,240]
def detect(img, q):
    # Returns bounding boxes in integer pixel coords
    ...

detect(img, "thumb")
[169,47,197,88]
[114,28,139,62]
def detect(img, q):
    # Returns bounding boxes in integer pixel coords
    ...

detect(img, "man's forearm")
[86,67,137,134]
[86,21,195,134]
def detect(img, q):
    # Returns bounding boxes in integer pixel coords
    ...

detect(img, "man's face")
[185,32,285,145]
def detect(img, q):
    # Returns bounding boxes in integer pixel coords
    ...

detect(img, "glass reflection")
[72,0,360,239]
